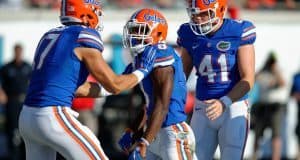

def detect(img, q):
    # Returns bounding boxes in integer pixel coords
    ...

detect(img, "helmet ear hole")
[220,6,225,12]
[157,32,162,37]
[157,32,163,41]
[87,14,93,19]
[80,15,87,22]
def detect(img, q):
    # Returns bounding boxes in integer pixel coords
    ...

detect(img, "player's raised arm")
[75,46,155,96]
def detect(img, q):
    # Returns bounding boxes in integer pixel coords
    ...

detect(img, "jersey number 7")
[33,33,60,70]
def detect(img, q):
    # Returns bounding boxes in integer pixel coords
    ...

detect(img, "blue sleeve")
[176,24,188,48]
[152,44,174,68]
[240,20,256,46]
[122,63,134,74]
[76,28,104,52]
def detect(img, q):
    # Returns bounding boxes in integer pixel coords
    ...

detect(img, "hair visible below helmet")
[60,0,103,32]
[187,0,227,35]
[123,8,168,54]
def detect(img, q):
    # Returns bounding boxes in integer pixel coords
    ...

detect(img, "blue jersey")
[124,44,187,127]
[24,25,104,107]
[177,18,256,100]
[291,73,300,94]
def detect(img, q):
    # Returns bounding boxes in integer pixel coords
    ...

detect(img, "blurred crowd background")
[0,0,299,10]
[0,0,300,160]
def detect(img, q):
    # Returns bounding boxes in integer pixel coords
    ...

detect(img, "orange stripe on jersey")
[172,125,183,160]
[80,31,98,37]
[243,26,255,32]
[52,107,95,160]
[155,55,173,63]
[242,33,256,41]
[77,39,102,47]
[62,108,107,160]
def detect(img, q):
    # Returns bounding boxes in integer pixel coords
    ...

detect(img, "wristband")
[132,70,145,83]
[140,137,150,146]
[97,83,112,97]
[220,96,232,109]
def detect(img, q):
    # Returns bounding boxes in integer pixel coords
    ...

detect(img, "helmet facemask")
[123,21,153,56]
[187,7,220,35]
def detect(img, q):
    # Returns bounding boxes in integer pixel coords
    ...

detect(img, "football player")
[118,8,196,160]
[18,0,156,159]
[177,0,256,159]
[291,72,300,160]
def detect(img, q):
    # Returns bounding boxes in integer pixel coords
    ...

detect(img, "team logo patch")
[176,131,188,140]
[217,41,231,51]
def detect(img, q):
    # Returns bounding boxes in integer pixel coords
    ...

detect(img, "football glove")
[136,46,157,78]
[118,128,134,152]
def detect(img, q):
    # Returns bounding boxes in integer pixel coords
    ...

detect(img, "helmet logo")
[202,0,216,5]
[84,0,100,6]
[144,14,166,24]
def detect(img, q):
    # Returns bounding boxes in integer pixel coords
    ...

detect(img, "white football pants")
[19,106,108,160]
[191,99,250,160]
[146,121,198,160]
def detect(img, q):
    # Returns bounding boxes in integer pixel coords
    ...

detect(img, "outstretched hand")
[118,128,134,154]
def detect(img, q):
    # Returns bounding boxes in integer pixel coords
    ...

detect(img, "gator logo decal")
[217,41,231,51]
[144,14,166,24]
[84,0,101,6]
[202,0,216,5]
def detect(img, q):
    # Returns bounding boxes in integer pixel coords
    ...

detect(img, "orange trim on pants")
[172,125,183,160]
[52,107,95,160]
[62,108,107,160]
[180,123,192,160]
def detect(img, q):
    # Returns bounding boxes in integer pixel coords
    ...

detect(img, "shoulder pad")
[239,20,256,45]
[152,45,175,68]
[177,23,195,49]
[76,27,104,52]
